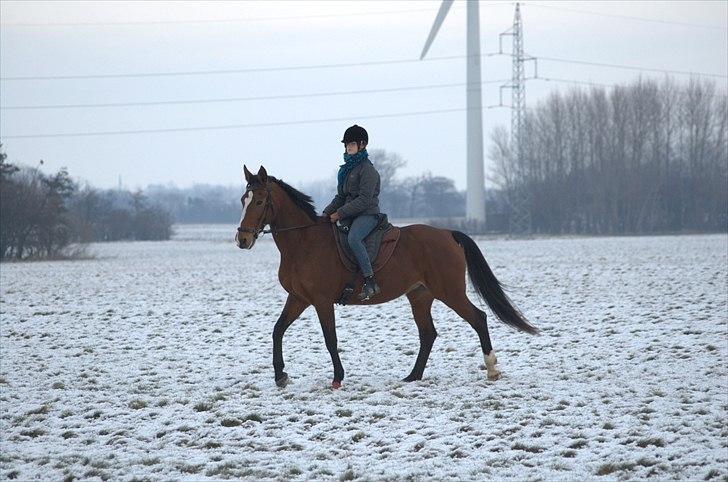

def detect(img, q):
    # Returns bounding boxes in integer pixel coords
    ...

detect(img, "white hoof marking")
[485,352,501,380]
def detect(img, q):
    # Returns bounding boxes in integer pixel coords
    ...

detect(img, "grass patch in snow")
[128,399,147,409]
[512,442,545,453]
[569,439,588,449]
[177,462,204,474]
[26,404,50,416]
[636,437,665,448]
[220,418,241,427]
[704,469,722,480]
[340,467,357,481]
[596,462,636,476]
[194,401,213,412]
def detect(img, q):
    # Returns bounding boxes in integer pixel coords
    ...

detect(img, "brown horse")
[236,165,538,389]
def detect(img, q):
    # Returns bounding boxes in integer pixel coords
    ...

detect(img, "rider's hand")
[330,212,340,223]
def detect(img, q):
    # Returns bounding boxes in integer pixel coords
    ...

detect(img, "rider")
[323,124,382,301]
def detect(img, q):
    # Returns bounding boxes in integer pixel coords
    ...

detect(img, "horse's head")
[236,164,274,250]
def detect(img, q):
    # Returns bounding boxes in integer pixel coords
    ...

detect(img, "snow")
[1,225,726,481]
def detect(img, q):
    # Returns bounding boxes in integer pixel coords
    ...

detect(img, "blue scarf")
[337,148,369,191]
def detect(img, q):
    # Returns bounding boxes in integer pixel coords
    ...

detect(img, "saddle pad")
[332,217,400,273]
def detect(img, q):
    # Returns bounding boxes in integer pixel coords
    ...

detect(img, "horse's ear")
[243,164,253,183]
[257,165,268,184]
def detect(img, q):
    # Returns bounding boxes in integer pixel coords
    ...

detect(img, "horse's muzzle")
[235,231,255,250]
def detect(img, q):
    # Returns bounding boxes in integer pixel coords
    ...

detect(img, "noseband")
[237,184,317,239]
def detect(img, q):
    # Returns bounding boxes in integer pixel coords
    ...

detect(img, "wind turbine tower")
[421,0,486,223]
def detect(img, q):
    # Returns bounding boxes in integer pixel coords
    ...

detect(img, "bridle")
[236,183,318,240]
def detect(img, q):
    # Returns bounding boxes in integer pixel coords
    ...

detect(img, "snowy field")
[1,225,726,481]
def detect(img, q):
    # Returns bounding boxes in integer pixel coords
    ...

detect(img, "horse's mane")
[249,175,319,222]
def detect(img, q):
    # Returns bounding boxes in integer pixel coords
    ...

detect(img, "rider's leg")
[347,214,381,300]
[347,214,379,277]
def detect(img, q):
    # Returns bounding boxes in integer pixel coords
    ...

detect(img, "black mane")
[249,175,319,222]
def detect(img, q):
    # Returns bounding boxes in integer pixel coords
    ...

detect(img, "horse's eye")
[256,200,263,205]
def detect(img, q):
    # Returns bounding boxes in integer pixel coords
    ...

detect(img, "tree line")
[490,77,727,234]
[1,148,172,260]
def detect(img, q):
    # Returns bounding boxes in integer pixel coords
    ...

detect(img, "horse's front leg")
[272,294,310,387]
[314,303,345,389]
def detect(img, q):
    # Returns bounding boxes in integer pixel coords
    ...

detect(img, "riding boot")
[359,275,381,301]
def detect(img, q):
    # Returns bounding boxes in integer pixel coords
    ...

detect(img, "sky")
[1,0,726,191]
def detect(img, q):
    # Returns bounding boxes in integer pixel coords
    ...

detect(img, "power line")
[530,76,614,88]
[3,75,695,113]
[0,79,512,110]
[2,105,508,139]
[0,52,505,81]
[525,3,727,31]
[534,55,727,79]
[0,3,515,28]
[0,6,452,27]
[4,49,723,83]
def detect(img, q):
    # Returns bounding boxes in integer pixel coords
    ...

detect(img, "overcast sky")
[1,0,726,192]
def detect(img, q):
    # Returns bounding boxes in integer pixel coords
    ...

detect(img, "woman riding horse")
[235,140,539,389]
[323,125,381,301]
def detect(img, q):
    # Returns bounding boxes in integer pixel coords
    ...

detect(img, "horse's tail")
[450,230,539,335]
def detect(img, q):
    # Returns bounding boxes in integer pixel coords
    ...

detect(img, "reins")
[237,183,319,239]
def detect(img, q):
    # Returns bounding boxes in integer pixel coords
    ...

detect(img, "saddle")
[331,213,400,274]
[331,214,400,305]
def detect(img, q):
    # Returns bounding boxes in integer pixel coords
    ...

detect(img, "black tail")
[451,230,539,335]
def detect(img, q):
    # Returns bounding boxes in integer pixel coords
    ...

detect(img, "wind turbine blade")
[420,0,454,60]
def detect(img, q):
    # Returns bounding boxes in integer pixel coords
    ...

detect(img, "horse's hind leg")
[273,293,310,387]
[439,292,501,380]
[403,285,437,382]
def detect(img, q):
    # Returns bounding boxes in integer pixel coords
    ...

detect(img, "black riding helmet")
[341,124,368,145]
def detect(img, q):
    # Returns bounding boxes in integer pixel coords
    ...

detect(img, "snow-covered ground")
[1,225,726,481]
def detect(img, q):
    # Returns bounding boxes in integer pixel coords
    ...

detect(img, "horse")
[235,165,539,389]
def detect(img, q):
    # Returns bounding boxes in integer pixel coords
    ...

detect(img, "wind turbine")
[421,0,486,223]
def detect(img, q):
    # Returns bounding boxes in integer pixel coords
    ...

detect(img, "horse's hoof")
[402,375,421,382]
[485,352,500,380]
[275,372,289,387]
[331,380,342,389]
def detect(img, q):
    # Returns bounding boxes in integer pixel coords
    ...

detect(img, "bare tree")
[487,76,727,234]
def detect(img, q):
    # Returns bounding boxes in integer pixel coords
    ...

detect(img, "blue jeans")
[347,214,379,277]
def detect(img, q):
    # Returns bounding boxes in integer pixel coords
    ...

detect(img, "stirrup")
[358,277,381,301]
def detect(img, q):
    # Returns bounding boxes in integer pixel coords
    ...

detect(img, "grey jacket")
[323,159,381,219]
